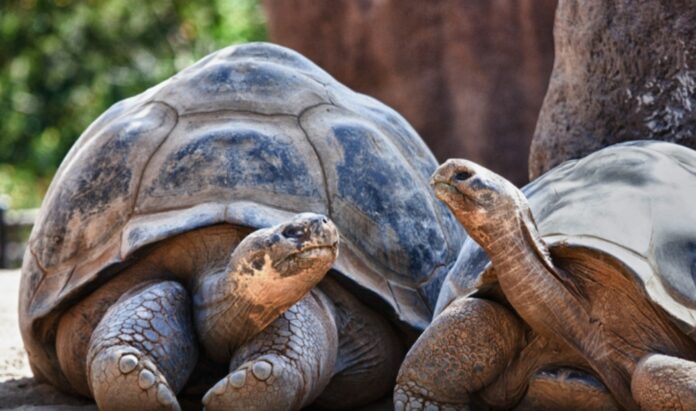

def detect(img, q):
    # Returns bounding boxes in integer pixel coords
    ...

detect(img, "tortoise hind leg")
[86,281,198,411]
[632,353,696,410]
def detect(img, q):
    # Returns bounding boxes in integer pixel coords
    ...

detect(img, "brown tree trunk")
[263,0,556,186]
[530,0,696,180]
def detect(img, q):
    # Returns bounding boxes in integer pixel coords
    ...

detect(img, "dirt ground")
[0,269,391,411]
[0,270,97,410]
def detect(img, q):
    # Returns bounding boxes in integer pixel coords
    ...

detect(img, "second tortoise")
[397,141,696,410]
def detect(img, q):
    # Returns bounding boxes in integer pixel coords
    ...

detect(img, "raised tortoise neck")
[480,209,588,339]
[476,209,640,411]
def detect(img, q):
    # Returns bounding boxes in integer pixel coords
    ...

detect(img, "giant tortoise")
[19,42,464,411]
[395,141,696,410]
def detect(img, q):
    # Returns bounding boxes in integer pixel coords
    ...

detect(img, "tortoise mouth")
[273,243,338,269]
[433,182,478,210]
[433,181,459,198]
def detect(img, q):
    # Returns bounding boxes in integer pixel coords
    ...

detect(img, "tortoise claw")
[394,383,466,411]
[202,355,302,411]
[90,346,181,411]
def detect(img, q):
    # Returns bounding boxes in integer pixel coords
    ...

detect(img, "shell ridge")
[227,55,334,89]
[634,142,696,175]
[123,101,180,261]
[348,103,457,273]
[297,102,336,219]
[547,235,696,332]
[25,248,50,313]
[29,102,138,254]
[56,266,76,299]
[386,281,403,320]
[326,98,457,267]
[130,203,218,218]
[220,42,337,87]
[545,233,649,261]
[152,54,334,116]
[177,107,300,119]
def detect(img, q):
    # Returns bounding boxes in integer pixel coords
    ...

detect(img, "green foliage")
[0,0,266,209]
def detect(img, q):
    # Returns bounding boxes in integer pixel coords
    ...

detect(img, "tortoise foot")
[203,291,338,411]
[396,297,522,411]
[84,281,196,411]
[202,354,303,411]
[394,383,468,411]
[90,346,180,411]
[632,354,696,411]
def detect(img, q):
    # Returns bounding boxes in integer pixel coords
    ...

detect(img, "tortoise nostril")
[453,171,473,182]
[321,217,328,224]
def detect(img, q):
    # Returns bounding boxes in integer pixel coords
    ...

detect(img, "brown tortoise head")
[226,212,338,286]
[430,159,530,250]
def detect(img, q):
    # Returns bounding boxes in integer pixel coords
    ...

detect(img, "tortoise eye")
[282,226,305,239]
[453,171,473,181]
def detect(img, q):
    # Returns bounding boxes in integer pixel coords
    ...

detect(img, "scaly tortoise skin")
[396,141,696,411]
[19,42,464,411]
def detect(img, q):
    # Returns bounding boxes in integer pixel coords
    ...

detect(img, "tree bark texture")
[530,0,696,179]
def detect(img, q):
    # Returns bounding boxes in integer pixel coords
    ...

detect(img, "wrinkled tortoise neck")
[479,206,641,410]
[191,243,332,364]
[191,261,301,364]
[481,210,573,337]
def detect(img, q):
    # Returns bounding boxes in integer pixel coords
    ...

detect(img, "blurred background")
[0,0,557,267]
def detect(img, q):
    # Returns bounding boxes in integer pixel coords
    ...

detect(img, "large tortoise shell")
[436,141,696,339]
[20,43,464,384]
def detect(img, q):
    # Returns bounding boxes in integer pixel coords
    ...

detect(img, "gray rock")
[530,0,696,179]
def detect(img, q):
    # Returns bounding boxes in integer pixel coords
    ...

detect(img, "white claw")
[118,354,139,374]
[201,390,213,406]
[211,380,227,395]
[156,383,176,407]
[252,360,272,381]
[229,370,247,388]
[138,369,156,389]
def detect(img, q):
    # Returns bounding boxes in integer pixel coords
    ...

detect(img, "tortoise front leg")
[202,288,338,411]
[394,297,524,411]
[632,354,696,410]
[87,281,198,411]
[202,277,403,411]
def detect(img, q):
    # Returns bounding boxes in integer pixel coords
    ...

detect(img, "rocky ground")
[0,269,390,410]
